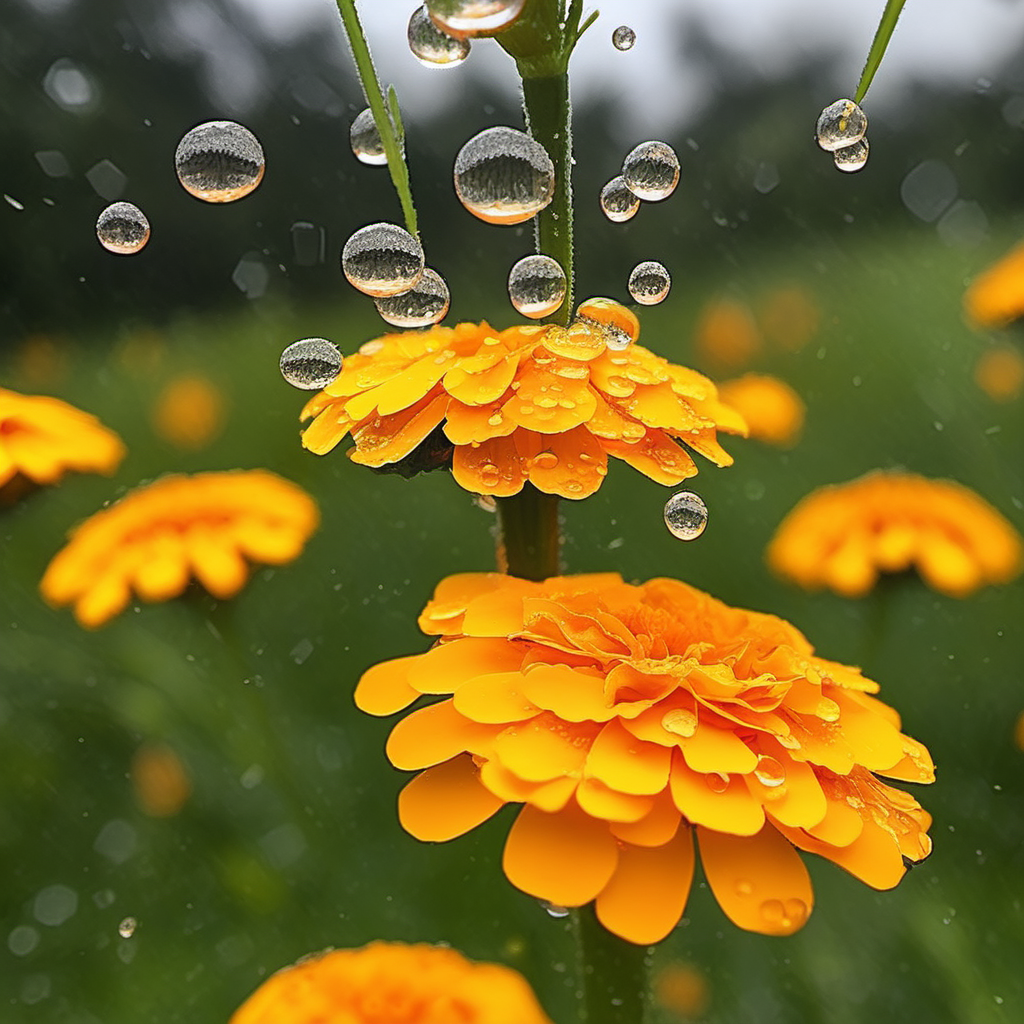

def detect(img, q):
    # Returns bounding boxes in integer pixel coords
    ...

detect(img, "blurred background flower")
[716,373,805,447]
[151,373,227,451]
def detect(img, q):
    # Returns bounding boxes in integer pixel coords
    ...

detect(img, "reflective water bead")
[408,6,471,66]
[374,267,450,327]
[705,772,730,793]
[341,222,424,297]
[575,297,639,351]
[661,707,698,737]
[834,138,869,173]
[628,260,671,305]
[599,176,640,223]
[753,755,786,788]
[622,140,679,201]
[426,0,525,37]
[349,108,386,166]
[508,254,566,319]
[454,126,554,225]
[174,121,264,203]
[815,98,867,152]
[96,202,150,254]
[280,338,343,390]
[118,917,137,939]
[664,490,708,540]
[612,25,635,50]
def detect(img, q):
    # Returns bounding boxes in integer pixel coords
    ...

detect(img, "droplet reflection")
[350,108,387,166]
[174,121,265,203]
[815,99,867,152]
[599,176,640,223]
[96,202,150,255]
[628,261,671,305]
[341,222,425,297]
[280,338,343,390]
[408,6,471,66]
[508,255,566,319]
[664,490,708,540]
[622,140,679,202]
[374,268,450,327]
[612,25,636,50]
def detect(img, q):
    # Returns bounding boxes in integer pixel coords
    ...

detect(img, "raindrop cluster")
[280,338,344,391]
[96,202,150,255]
[815,99,869,173]
[600,139,679,224]
[375,268,451,328]
[574,297,640,352]
[664,490,708,540]
[508,255,566,319]
[408,5,471,66]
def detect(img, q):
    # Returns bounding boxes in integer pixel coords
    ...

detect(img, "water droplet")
[661,707,697,737]
[341,222,424,297]
[628,260,671,305]
[349,107,387,166]
[531,451,559,470]
[664,490,708,540]
[815,98,867,152]
[473,494,497,513]
[734,880,754,897]
[599,175,640,223]
[753,755,786,788]
[426,0,525,36]
[175,121,265,203]
[612,25,636,50]
[705,772,729,793]
[508,254,566,319]
[96,202,150,255]
[118,916,137,939]
[374,267,450,327]
[408,6,471,66]
[816,698,840,722]
[574,297,640,352]
[622,140,679,202]
[454,126,554,225]
[280,338,343,390]
[833,138,869,173]
[539,899,570,918]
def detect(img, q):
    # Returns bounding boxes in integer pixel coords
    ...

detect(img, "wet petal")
[452,434,527,496]
[586,719,672,795]
[386,700,498,770]
[453,672,540,723]
[669,751,765,836]
[609,789,682,847]
[398,754,505,841]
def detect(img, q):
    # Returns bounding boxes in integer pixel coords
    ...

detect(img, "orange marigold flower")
[230,941,553,1024]
[716,374,805,447]
[974,346,1024,402]
[0,387,125,492]
[692,297,762,370]
[356,572,933,945]
[963,242,1024,328]
[40,470,319,628]
[152,373,226,450]
[300,299,745,500]
[768,471,1023,598]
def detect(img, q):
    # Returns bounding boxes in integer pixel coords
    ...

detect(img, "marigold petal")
[600,434,697,486]
[407,638,525,694]
[75,573,132,628]
[349,394,448,467]
[187,526,249,599]
[799,795,864,847]
[133,540,191,602]
[451,434,527,496]
[503,364,597,434]
[786,817,907,890]
[443,351,519,405]
[609,789,682,847]
[832,693,906,772]
[519,664,617,722]
[669,751,765,836]
[680,721,758,775]
[493,713,596,783]
[750,756,827,830]
[354,655,421,715]
[915,527,983,597]
[346,352,453,419]
[443,400,517,445]
[623,382,707,433]
[398,754,505,842]
[523,427,607,500]
[576,778,655,823]
[300,403,354,455]
[452,672,540,724]
[386,700,498,770]
[585,719,672,795]
[418,573,512,634]
[479,761,577,813]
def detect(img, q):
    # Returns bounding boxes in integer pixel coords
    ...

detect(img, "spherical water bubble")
[599,176,640,223]
[349,108,386,166]
[454,126,554,225]
[612,25,636,50]
[374,268,450,328]
[664,490,708,541]
[834,138,869,173]
[815,99,867,152]
[174,121,265,203]
[628,261,671,306]
[118,917,137,939]
[508,255,566,319]
[408,6,471,66]
[622,141,679,202]
[96,202,150,254]
[341,222,425,297]
[280,338,343,390]
[426,0,525,37]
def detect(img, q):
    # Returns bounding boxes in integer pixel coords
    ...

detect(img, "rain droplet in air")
[174,121,265,203]
[349,108,387,166]
[96,202,150,255]
[599,176,640,223]
[374,267,450,327]
[508,254,566,319]
[454,126,554,225]
[426,0,525,37]
[628,260,671,305]
[815,99,867,152]
[664,490,708,540]
[280,338,343,390]
[118,916,137,939]
[622,141,679,202]
[612,25,635,50]
[834,138,869,173]
[408,6,471,66]
[341,222,424,297]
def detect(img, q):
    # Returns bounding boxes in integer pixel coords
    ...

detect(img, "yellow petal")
[669,751,765,836]
[585,719,672,795]
[398,754,505,841]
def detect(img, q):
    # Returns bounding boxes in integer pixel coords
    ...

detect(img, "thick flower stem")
[571,907,651,1024]
[496,486,560,580]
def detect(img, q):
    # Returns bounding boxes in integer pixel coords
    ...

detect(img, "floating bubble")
[426,0,525,37]
[664,490,708,540]
[599,176,640,223]
[341,222,425,297]
[612,25,635,50]
[622,140,679,202]
[175,121,265,203]
[118,917,137,939]
[96,202,150,255]
[454,126,554,225]
[833,138,869,173]
[815,99,867,153]
[349,108,386,166]
[280,338,343,390]
[628,261,671,305]
[508,255,566,319]
[408,6,471,66]
[374,268,450,327]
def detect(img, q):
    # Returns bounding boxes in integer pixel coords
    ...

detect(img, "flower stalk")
[854,0,908,104]
[572,908,651,1024]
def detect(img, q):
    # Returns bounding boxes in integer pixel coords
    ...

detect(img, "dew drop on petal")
[833,138,869,173]
[612,25,636,50]
[628,260,671,305]
[454,126,554,225]
[815,98,867,152]
[374,267,450,327]
[349,108,387,166]
[599,176,640,223]
[753,755,786,788]
[96,202,150,255]
[280,338,343,390]
[426,0,525,37]
[539,899,570,918]
[341,222,425,297]
[622,140,679,202]
[408,6,471,66]
[664,490,708,541]
[174,121,264,203]
[661,707,698,738]
[705,772,730,793]
[508,254,566,319]
[118,916,137,939]
[734,880,754,896]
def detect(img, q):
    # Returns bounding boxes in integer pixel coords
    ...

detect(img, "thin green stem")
[495,486,561,580]
[334,0,419,237]
[854,0,908,104]
[571,907,651,1024]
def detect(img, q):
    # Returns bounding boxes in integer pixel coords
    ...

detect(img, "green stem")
[571,907,651,1024]
[334,0,419,237]
[495,486,561,580]
[854,0,908,104]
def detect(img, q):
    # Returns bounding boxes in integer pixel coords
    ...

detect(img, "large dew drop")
[508,255,566,319]
[174,121,265,203]
[350,108,386,166]
[612,25,636,50]
[280,338,343,390]
[341,222,424,297]
[599,176,640,223]
[834,138,869,173]
[664,490,708,540]
[622,140,679,202]
[426,0,525,37]
[815,99,867,152]
[96,202,150,254]
[575,297,639,352]
[408,6,471,66]
[374,268,450,327]
[628,261,671,305]
[454,126,554,225]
